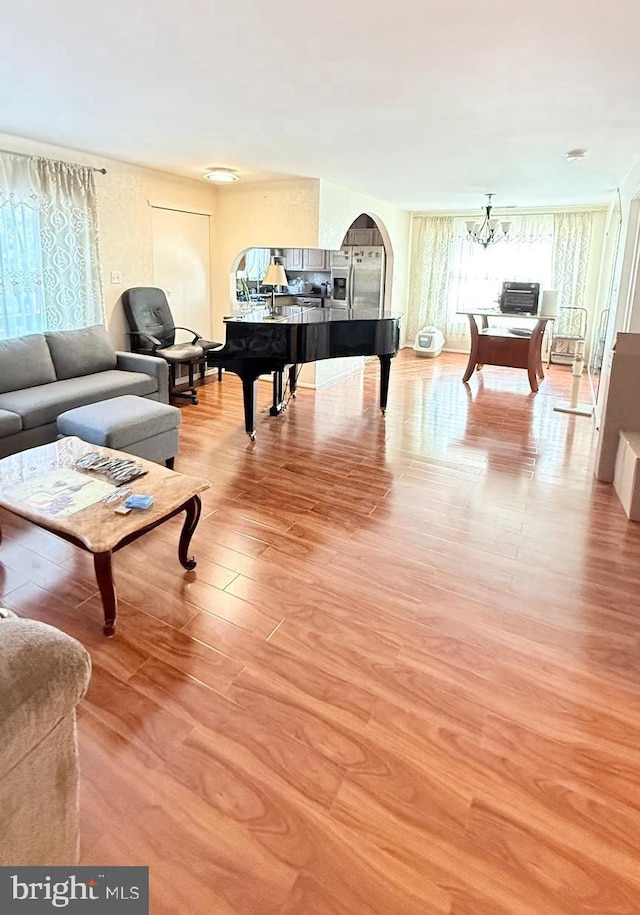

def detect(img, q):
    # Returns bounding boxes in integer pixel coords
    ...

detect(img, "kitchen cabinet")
[345,228,385,246]
[284,248,304,270]
[284,248,330,271]
[303,248,327,270]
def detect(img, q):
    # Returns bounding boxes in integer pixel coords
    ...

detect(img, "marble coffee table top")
[0,437,210,553]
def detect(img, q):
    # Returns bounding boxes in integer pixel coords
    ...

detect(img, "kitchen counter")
[252,292,333,306]
[293,294,332,306]
[241,295,381,315]
[227,304,397,324]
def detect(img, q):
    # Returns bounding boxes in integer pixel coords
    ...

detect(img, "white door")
[151,207,212,340]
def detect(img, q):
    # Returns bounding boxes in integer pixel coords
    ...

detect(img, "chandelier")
[466,193,511,249]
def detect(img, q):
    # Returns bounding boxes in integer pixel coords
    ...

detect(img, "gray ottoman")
[57,395,181,468]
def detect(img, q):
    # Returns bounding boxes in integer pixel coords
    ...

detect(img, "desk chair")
[122,287,222,405]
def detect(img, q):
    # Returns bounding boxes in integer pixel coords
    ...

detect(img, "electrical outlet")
[110,271,122,285]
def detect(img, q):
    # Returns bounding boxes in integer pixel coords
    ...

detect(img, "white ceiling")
[2,0,640,210]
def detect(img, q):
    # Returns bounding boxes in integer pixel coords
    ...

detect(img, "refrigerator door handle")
[348,265,354,307]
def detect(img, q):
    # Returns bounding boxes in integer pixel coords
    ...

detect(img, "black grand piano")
[207,305,401,438]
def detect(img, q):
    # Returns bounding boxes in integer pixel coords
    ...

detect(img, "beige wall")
[0,131,217,349]
[211,178,320,338]
[318,181,411,331]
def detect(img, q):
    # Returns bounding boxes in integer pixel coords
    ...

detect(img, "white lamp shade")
[541,289,559,317]
[263,263,288,287]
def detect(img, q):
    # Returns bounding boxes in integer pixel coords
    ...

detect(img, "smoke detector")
[566,149,587,162]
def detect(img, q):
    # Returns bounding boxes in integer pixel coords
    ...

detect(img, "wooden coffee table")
[0,437,210,636]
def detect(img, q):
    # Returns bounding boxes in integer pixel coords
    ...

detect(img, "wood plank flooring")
[3,351,640,913]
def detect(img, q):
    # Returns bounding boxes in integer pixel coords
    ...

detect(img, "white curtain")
[244,248,271,282]
[552,212,593,310]
[405,215,453,343]
[0,153,103,339]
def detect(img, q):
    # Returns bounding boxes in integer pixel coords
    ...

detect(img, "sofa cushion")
[45,325,117,381]
[0,335,57,394]
[0,370,158,430]
[0,409,22,438]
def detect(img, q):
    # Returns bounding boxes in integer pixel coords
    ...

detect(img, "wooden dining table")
[458,311,555,392]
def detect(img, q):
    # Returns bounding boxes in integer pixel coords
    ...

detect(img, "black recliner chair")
[122,287,222,405]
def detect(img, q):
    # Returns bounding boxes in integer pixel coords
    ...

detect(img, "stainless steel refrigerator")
[330,246,385,313]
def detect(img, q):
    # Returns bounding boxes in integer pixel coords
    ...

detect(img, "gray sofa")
[0,325,169,458]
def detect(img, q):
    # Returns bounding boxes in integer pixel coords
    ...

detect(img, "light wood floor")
[3,351,640,914]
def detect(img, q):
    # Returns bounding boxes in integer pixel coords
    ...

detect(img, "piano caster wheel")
[381,409,386,416]
[248,431,256,441]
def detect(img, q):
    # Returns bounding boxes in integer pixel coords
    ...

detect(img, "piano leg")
[379,354,393,415]
[289,364,297,397]
[240,373,259,440]
[270,370,286,417]
[229,359,290,439]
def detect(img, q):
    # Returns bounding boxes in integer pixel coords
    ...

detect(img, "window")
[0,203,45,338]
[448,214,554,313]
[0,153,103,340]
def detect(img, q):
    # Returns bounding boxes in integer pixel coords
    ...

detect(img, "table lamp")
[263,261,289,317]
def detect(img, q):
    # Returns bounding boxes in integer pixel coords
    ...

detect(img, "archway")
[338,213,392,315]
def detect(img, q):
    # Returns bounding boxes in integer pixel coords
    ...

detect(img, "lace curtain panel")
[405,215,453,343]
[408,211,593,352]
[0,153,104,339]
[552,212,593,310]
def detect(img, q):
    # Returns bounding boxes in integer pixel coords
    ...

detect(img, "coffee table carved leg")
[179,495,202,571]
[94,551,117,637]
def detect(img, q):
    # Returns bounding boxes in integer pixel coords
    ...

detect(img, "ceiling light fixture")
[466,193,511,250]
[203,167,240,183]
[566,148,587,162]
